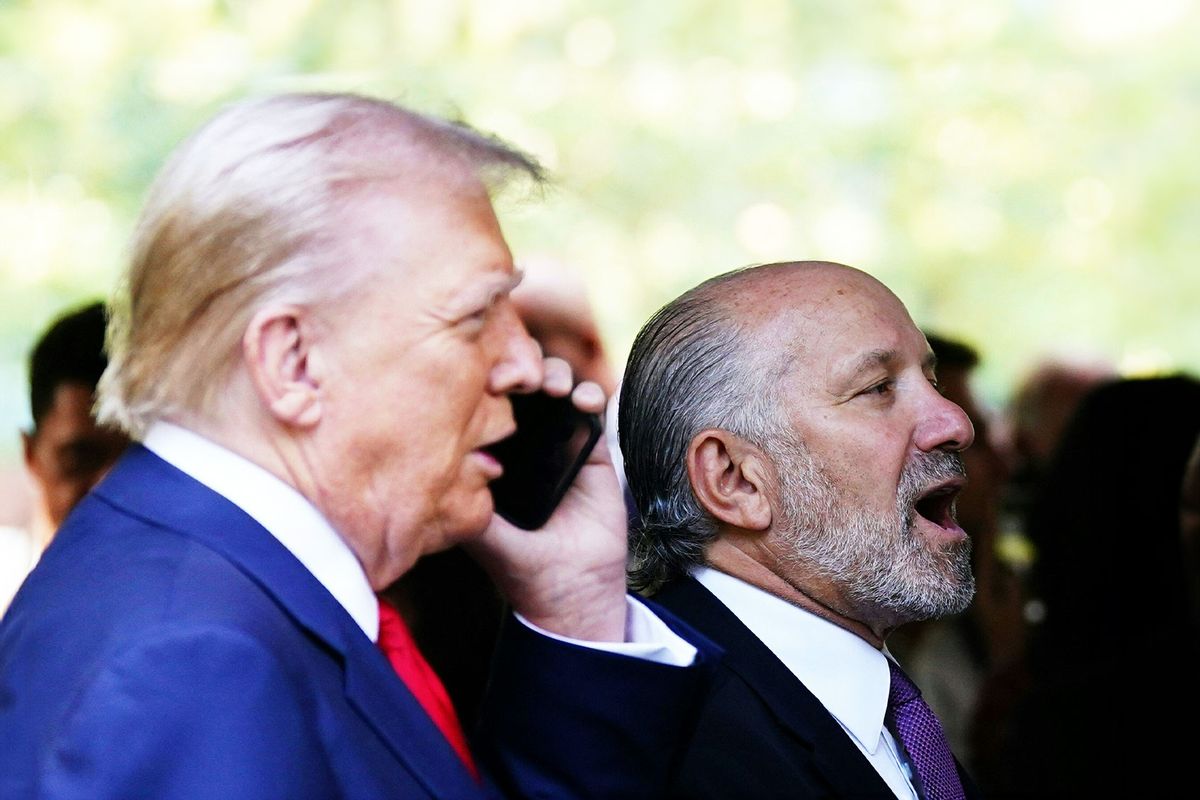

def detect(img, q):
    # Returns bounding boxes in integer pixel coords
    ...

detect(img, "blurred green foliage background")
[3,0,1200,463]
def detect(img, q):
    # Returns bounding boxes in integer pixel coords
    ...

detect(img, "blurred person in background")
[996,374,1200,796]
[997,354,1116,647]
[1,301,129,615]
[1001,355,1116,533]
[510,255,618,397]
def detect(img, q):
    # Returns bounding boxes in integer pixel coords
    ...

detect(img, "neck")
[706,535,889,649]
[29,510,56,554]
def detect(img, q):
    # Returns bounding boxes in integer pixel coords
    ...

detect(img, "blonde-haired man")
[0,93,711,799]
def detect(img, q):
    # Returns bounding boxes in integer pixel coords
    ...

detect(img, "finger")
[540,357,574,396]
[571,380,607,415]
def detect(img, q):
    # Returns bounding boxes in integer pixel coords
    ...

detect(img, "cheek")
[33,460,79,500]
[408,411,490,516]
[427,462,495,545]
[43,482,84,523]
[829,438,910,507]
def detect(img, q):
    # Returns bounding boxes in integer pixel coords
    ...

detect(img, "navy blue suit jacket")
[0,446,714,799]
[650,577,981,799]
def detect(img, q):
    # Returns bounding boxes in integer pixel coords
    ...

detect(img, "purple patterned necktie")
[886,659,966,800]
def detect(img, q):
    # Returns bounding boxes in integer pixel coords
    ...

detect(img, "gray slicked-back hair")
[619,266,785,593]
[97,91,544,438]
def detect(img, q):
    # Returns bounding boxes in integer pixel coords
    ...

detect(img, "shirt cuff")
[515,595,698,667]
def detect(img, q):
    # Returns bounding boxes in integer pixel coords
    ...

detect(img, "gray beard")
[770,437,975,625]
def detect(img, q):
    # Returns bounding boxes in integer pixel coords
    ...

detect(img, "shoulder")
[69,622,319,719]
[0,506,339,784]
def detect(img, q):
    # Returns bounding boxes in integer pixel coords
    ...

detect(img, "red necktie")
[376,596,479,780]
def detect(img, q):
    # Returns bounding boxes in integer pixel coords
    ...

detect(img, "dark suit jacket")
[651,576,981,799]
[0,446,714,799]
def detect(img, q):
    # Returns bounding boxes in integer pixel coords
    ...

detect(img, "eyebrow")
[482,270,524,306]
[843,348,938,380]
[846,349,898,379]
[452,269,524,316]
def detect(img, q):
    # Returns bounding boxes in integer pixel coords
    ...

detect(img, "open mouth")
[913,481,963,531]
[480,425,518,455]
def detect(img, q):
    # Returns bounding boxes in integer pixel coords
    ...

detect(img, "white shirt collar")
[142,421,379,641]
[693,565,892,754]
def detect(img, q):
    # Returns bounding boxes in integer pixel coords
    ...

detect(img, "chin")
[439,492,496,543]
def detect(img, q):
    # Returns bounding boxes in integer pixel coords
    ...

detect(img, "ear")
[21,429,35,470]
[242,306,323,429]
[686,429,773,532]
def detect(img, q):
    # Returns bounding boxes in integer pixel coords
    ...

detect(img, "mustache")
[899,451,966,507]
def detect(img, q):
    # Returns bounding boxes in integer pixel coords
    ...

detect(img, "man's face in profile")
[23,381,129,527]
[748,267,975,622]
[308,181,543,577]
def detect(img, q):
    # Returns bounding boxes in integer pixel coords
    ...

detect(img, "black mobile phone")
[487,391,604,530]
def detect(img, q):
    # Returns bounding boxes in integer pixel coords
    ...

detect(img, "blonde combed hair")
[97,92,544,438]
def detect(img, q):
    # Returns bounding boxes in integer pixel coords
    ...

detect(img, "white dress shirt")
[694,566,919,800]
[143,422,695,666]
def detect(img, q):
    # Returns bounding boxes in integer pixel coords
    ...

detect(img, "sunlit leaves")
[3,0,1200,450]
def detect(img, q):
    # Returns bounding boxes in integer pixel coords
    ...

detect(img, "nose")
[916,390,976,454]
[488,303,543,394]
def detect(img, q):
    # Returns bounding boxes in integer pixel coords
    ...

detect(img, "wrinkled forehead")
[741,265,927,381]
[338,172,509,270]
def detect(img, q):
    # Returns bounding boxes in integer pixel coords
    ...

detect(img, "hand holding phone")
[487,391,604,530]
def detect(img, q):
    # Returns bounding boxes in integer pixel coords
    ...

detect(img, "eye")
[861,379,895,398]
[456,305,491,331]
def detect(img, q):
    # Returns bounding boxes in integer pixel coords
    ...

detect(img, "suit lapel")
[654,576,894,797]
[94,446,481,799]
[341,631,483,798]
